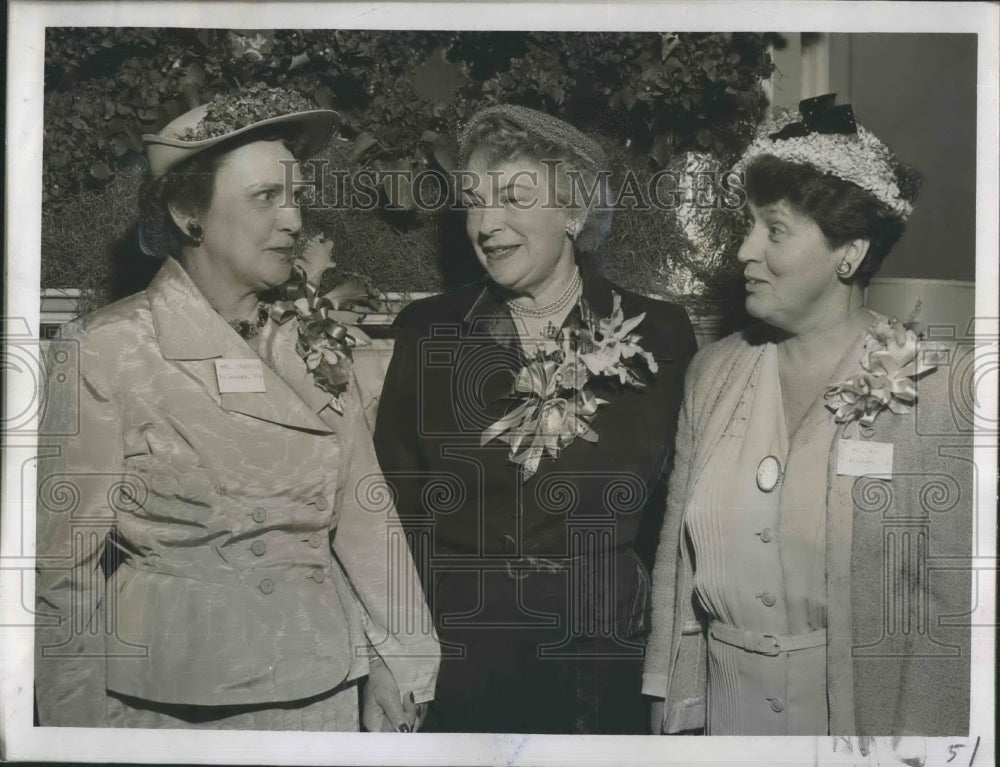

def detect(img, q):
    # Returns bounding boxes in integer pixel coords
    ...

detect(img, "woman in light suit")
[643,95,971,739]
[34,85,439,730]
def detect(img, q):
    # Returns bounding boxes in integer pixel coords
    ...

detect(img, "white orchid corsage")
[824,312,937,436]
[481,292,658,480]
[271,234,374,414]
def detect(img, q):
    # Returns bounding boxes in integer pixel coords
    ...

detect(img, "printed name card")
[215,358,267,393]
[836,439,893,480]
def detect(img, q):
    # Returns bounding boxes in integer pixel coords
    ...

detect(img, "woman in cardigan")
[374,105,697,733]
[34,85,438,729]
[643,95,972,737]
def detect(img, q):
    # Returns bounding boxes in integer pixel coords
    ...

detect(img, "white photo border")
[3,2,997,764]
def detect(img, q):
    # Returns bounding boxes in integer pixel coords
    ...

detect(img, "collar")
[147,256,248,361]
[461,266,616,347]
[146,256,334,432]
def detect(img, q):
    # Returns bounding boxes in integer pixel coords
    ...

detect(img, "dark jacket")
[373,267,697,637]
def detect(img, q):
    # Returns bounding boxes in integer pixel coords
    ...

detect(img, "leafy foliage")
[43,29,772,304]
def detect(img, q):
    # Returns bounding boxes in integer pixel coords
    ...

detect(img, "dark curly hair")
[138,126,311,259]
[743,155,911,287]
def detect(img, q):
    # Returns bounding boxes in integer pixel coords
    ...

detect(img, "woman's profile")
[643,94,972,738]
[34,84,439,730]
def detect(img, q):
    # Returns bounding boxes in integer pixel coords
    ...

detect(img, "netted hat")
[733,93,921,219]
[143,83,340,179]
[459,104,612,253]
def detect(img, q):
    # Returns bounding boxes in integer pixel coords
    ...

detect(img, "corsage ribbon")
[271,263,372,414]
[482,292,657,480]
[824,312,936,437]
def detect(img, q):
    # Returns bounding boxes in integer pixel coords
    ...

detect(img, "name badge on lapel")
[837,439,893,480]
[215,359,267,393]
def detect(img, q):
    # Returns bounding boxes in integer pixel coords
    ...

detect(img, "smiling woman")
[462,153,576,318]
[643,95,971,739]
[374,104,697,734]
[34,85,440,730]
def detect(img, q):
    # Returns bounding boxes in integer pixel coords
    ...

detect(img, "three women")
[37,85,970,738]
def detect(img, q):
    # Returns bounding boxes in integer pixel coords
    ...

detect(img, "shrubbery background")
[43,29,773,314]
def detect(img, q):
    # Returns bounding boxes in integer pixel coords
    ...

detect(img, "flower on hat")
[179,83,317,143]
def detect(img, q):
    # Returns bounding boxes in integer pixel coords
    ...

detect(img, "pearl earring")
[565,220,579,237]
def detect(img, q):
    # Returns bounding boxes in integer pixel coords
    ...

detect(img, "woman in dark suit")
[34,85,438,729]
[374,105,697,733]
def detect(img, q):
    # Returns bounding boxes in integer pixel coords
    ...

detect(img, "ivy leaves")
[45,29,771,210]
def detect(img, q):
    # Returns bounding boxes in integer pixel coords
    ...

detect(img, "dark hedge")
[43,29,772,312]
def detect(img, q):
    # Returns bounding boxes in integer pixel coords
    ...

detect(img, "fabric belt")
[709,622,826,657]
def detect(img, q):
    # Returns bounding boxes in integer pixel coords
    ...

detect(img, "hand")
[649,699,665,734]
[361,658,422,732]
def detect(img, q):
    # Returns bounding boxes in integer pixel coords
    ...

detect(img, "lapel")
[577,266,615,319]
[147,257,334,434]
[460,281,523,407]
[461,279,518,347]
[256,317,343,431]
[459,267,616,347]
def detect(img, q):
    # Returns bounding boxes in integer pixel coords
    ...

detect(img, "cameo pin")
[756,455,783,492]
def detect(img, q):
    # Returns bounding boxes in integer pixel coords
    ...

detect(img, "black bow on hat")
[768,93,858,140]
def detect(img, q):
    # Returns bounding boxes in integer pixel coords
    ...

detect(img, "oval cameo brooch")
[756,455,783,493]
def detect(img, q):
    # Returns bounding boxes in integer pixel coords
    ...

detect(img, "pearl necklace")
[505,269,582,319]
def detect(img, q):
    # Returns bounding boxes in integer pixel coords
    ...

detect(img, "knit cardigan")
[642,324,973,736]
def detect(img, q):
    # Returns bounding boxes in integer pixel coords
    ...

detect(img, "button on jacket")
[373,268,696,732]
[375,269,696,567]
[34,257,439,726]
[642,326,972,736]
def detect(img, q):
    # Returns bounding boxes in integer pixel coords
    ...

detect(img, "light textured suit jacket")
[35,257,439,726]
[642,322,973,736]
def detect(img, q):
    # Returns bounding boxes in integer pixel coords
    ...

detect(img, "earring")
[565,220,579,237]
[187,220,203,245]
[836,260,852,276]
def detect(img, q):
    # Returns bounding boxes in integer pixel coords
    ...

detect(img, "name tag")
[215,358,267,393]
[837,439,893,480]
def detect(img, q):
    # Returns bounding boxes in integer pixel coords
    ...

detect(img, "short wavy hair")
[459,106,612,255]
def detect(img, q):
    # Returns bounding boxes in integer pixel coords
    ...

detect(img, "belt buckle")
[758,633,782,656]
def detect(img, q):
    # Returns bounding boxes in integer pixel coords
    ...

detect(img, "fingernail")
[398,724,411,733]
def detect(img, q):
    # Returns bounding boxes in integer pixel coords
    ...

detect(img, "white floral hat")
[733,93,921,219]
